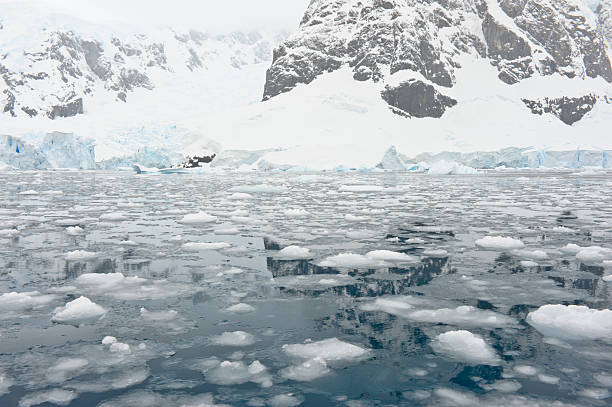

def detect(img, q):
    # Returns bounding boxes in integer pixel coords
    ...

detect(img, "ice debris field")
[0,170,611,406]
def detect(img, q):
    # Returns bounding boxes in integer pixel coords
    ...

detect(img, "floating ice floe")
[0,228,19,238]
[19,389,77,407]
[422,249,448,257]
[431,330,500,365]
[65,226,84,236]
[47,358,89,383]
[511,249,548,260]
[526,304,612,340]
[575,246,612,264]
[319,253,389,268]
[75,272,190,300]
[99,212,127,222]
[211,331,256,346]
[284,208,309,218]
[119,240,137,246]
[267,394,303,407]
[338,185,384,192]
[230,184,285,194]
[364,250,417,263]
[205,360,272,387]
[560,243,582,254]
[475,236,525,250]
[140,307,178,321]
[282,338,368,362]
[214,227,241,235]
[179,211,217,224]
[280,357,330,382]
[65,250,97,261]
[344,214,367,221]
[228,192,254,200]
[225,303,255,313]
[18,190,38,196]
[182,242,231,251]
[0,291,56,313]
[360,297,515,328]
[51,296,106,324]
[433,387,478,406]
[276,245,312,260]
[577,388,611,400]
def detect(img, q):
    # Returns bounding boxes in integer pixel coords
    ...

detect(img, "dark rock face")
[522,95,598,125]
[183,154,217,168]
[47,98,84,119]
[262,0,612,124]
[381,80,457,118]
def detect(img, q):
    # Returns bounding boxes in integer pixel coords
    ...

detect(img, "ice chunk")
[212,331,256,346]
[51,296,106,324]
[225,303,255,313]
[267,394,303,407]
[102,336,117,345]
[577,388,610,399]
[319,253,388,268]
[65,250,97,261]
[228,192,254,200]
[47,358,89,383]
[230,185,285,194]
[99,212,127,222]
[575,246,612,264]
[280,358,330,382]
[18,190,38,195]
[361,297,515,328]
[0,291,56,312]
[431,330,500,365]
[366,250,418,263]
[276,245,312,260]
[514,365,537,375]
[75,273,189,300]
[109,342,131,353]
[427,161,479,175]
[65,226,85,236]
[282,338,368,362]
[179,211,217,224]
[206,360,272,387]
[526,304,612,340]
[339,185,384,192]
[512,249,548,260]
[19,389,77,407]
[284,208,309,218]
[537,374,560,384]
[214,227,241,235]
[433,388,478,406]
[183,242,231,251]
[560,243,582,254]
[594,372,612,387]
[475,236,525,250]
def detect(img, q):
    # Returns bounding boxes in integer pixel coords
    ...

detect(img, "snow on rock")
[276,245,312,260]
[280,358,330,382]
[475,236,525,250]
[179,211,218,225]
[526,304,612,340]
[282,338,369,362]
[19,389,77,407]
[51,296,106,324]
[182,242,231,251]
[212,331,256,347]
[64,250,97,261]
[431,330,501,365]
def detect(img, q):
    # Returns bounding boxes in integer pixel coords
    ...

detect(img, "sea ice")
[65,250,97,261]
[319,253,388,268]
[225,303,256,313]
[140,307,178,321]
[99,212,127,222]
[276,245,312,259]
[575,246,612,264]
[526,304,612,340]
[431,330,500,365]
[65,226,85,236]
[266,394,303,407]
[475,236,525,250]
[75,273,189,300]
[0,291,56,312]
[280,358,330,382]
[282,338,368,362]
[365,250,416,263]
[19,389,77,407]
[284,208,309,218]
[51,296,106,324]
[180,211,217,224]
[212,331,256,346]
[183,242,231,251]
[206,360,272,387]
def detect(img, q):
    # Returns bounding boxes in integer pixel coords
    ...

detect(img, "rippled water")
[0,170,611,407]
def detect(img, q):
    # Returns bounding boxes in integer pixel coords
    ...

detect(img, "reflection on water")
[0,170,610,406]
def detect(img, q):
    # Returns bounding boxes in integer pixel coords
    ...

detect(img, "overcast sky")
[33,0,310,31]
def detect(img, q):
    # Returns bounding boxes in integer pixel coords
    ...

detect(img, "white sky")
[32,0,311,31]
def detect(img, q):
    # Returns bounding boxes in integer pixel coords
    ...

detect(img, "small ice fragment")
[267,394,303,407]
[514,365,537,375]
[225,303,255,313]
[102,336,117,345]
[212,331,256,346]
[282,338,368,362]
[65,250,97,261]
[277,245,311,260]
[51,296,106,324]
[109,342,131,353]
[65,226,84,236]
[99,212,127,221]
[19,389,77,407]
[183,242,231,251]
[431,330,500,365]
[180,211,217,224]
[284,208,309,218]
[526,304,612,340]
[475,236,524,250]
[280,358,330,382]
[365,250,416,263]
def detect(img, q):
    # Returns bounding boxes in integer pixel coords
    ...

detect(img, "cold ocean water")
[0,170,611,407]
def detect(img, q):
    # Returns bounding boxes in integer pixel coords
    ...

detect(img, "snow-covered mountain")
[1,0,612,171]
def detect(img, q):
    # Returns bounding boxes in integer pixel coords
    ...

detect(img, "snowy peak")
[263,0,612,122]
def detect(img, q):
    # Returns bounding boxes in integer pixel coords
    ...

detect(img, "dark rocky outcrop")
[381,80,457,118]
[47,98,84,119]
[522,95,598,125]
